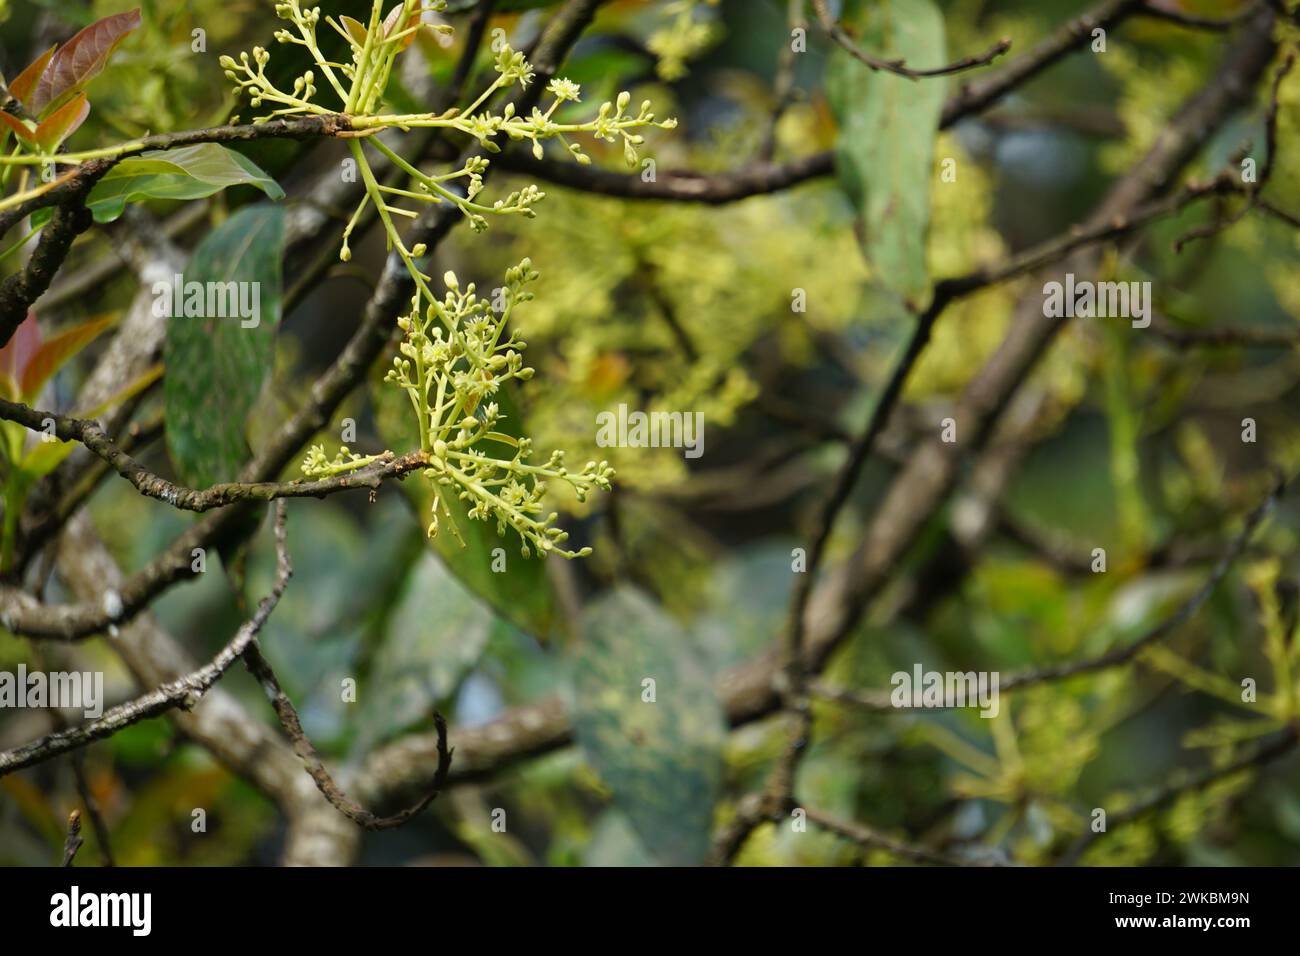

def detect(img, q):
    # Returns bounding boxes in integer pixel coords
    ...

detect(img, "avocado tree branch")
[810,0,1012,79]
[0,500,293,776]
[243,643,453,831]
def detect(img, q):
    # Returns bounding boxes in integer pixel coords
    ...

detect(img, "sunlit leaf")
[0,111,34,143]
[76,143,284,223]
[18,436,77,480]
[8,45,56,108]
[340,15,368,46]
[382,3,422,51]
[0,312,40,400]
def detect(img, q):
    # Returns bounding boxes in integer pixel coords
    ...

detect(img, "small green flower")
[547,77,582,103]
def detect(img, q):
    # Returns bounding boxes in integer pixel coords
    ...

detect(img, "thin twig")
[60,810,83,867]
[243,643,453,831]
[71,751,115,867]
[811,0,1011,79]
[804,806,986,866]
[0,502,294,774]
[0,396,428,511]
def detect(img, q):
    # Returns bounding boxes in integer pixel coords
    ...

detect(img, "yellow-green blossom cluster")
[231,0,676,558]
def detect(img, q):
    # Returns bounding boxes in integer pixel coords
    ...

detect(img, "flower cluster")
[225,0,677,559]
[647,0,721,81]
[301,444,387,478]
[221,1,676,232]
[310,260,614,558]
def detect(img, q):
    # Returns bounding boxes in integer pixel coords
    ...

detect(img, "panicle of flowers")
[229,0,668,559]
[301,444,388,478]
[222,1,675,240]
[647,0,721,81]
[307,259,613,558]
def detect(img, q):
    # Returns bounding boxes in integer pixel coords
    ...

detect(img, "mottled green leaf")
[585,810,659,867]
[826,0,945,306]
[164,203,284,488]
[373,374,558,640]
[572,587,726,865]
[695,541,799,674]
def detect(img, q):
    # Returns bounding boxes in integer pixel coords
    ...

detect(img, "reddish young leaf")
[32,92,89,151]
[8,45,57,108]
[19,313,117,401]
[0,111,36,143]
[383,2,422,51]
[0,312,41,400]
[29,8,143,116]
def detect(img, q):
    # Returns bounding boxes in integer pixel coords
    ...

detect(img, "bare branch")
[804,807,987,867]
[811,0,1011,79]
[1137,0,1264,31]
[0,501,293,775]
[0,396,431,511]
[1059,726,1299,865]
[1174,53,1296,251]
[243,643,452,831]
[494,148,834,203]
[0,115,353,241]
[70,751,114,867]
[0,202,93,347]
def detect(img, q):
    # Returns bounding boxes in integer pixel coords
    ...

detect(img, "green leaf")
[373,374,559,640]
[572,587,726,865]
[352,551,497,753]
[28,8,142,116]
[585,810,659,866]
[17,437,77,481]
[76,143,285,224]
[164,203,284,488]
[826,0,945,307]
